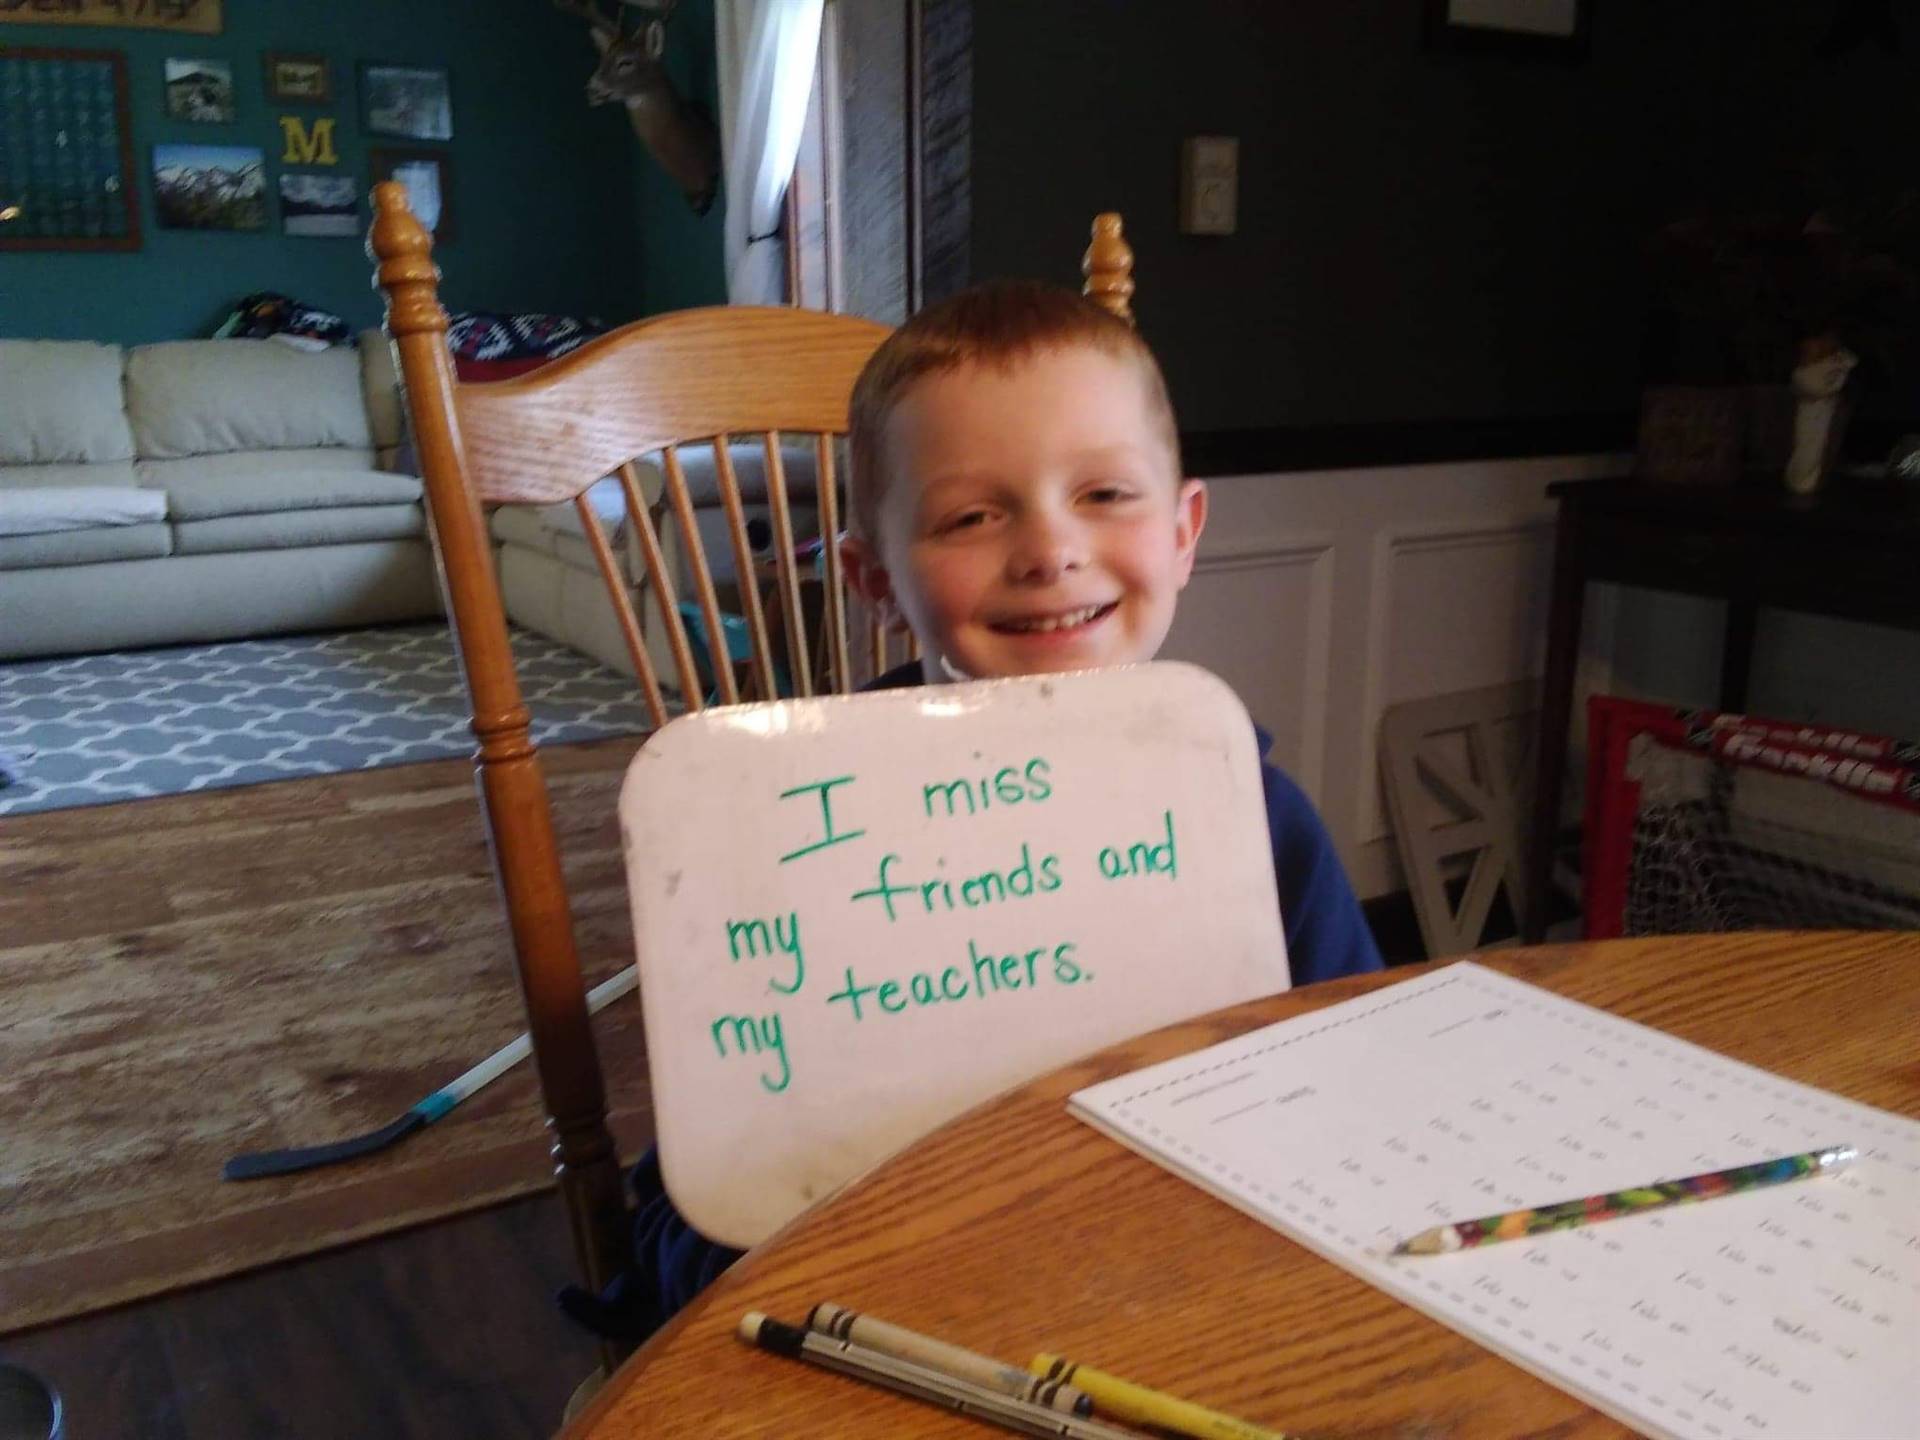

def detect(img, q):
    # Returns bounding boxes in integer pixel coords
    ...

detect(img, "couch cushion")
[0,341,134,464]
[126,339,373,458]
[356,329,407,451]
[0,486,167,536]
[0,522,171,571]
[161,469,422,521]
[0,461,141,493]
[136,448,382,495]
[172,505,426,555]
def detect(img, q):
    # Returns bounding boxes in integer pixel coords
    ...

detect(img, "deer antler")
[551,0,617,40]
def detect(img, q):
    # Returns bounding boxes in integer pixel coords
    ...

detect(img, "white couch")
[0,334,440,660]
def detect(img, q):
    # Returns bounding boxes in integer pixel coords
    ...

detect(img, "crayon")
[1029,1353,1292,1440]
[809,1302,1093,1416]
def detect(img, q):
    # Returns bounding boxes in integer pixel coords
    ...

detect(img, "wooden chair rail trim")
[661,442,738,707]
[617,460,704,709]
[573,490,669,731]
[452,308,890,506]
[711,437,779,701]
[763,432,811,698]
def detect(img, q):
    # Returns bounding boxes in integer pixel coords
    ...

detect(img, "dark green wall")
[970,0,1919,436]
[1,0,726,344]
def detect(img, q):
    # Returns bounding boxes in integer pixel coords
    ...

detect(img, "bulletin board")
[0,46,140,251]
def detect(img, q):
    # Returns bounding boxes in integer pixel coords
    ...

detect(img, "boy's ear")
[1172,479,1208,587]
[838,533,906,628]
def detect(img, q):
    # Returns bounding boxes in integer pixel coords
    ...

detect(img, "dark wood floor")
[6,1192,599,1439]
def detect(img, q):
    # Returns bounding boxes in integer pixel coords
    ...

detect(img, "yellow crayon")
[1029,1353,1293,1440]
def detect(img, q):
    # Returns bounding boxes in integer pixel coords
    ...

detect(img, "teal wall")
[632,0,727,313]
[1,0,726,344]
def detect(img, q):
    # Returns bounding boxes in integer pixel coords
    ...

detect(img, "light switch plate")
[1180,135,1238,236]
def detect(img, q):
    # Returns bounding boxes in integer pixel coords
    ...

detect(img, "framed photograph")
[0,47,141,252]
[360,63,452,141]
[152,142,265,231]
[279,172,357,238]
[370,147,453,244]
[1424,0,1589,59]
[164,58,233,122]
[263,52,329,104]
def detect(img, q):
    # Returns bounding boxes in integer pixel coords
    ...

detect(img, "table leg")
[1720,599,1757,712]
[1527,504,1585,942]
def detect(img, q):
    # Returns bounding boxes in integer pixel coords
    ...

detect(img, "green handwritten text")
[724,911,805,994]
[825,938,1085,1021]
[921,757,1053,818]
[1097,810,1178,882]
[851,844,1062,922]
[710,1010,792,1092]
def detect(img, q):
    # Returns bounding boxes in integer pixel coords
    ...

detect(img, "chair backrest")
[368,185,1140,1322]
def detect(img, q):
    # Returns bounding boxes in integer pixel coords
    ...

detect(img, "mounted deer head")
[553,0,721,216]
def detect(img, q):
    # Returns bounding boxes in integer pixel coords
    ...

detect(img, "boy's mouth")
[990,602,1118,635]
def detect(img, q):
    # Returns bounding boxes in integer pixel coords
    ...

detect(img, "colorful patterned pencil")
[1393,1144,1856,1255]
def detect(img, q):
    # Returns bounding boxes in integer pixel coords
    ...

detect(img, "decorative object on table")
[277,173,356,238]
[1422,0,1590,60]
[552,0,721,214]
[0,0,221,34]
[360,61,452,140]
[369,146,453,243]
[162,57,232,122]
[151,141,264,230]
[1643,191,1920,486]
[1784,337,1859,495]
[262,51,329,103]
[0,47,140,252]
[276,114,337,165]
[1633,384,1743,486]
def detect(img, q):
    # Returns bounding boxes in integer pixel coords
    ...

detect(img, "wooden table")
[568,932,1919,1437]
[1524,478,1920,940]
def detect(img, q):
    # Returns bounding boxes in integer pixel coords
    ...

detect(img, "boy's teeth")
[1004,605,1103,633]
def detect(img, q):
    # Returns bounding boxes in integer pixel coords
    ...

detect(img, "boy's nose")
[1005,512,1086,584]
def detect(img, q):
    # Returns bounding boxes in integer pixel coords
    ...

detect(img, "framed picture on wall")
[153,143,266,231]
[0,47,141,252]
[1423,0,1590,59]
[370,147,454,244]
[264,52,330,104]
[360,63,452,141]
[164,58,234,122]
[279,172,357,238]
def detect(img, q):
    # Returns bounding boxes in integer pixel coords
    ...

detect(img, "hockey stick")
[223,966,639,1180]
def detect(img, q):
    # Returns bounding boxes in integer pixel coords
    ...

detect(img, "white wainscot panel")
[1357,519,1554,843]
[1160,535,1334,799]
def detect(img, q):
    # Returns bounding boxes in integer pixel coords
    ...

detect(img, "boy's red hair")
[847,280,1180,539]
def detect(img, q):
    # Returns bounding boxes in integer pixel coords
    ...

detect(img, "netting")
[1583,698,1920,939]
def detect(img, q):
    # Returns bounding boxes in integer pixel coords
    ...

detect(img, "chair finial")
[1082,212,1135,325]
[369,181,447,339]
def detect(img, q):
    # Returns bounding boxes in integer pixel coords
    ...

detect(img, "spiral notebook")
[1068,962,1920,1440]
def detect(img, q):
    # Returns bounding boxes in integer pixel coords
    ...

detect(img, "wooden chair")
[367,185,1138,1351]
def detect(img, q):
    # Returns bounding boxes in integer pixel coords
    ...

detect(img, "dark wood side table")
[1525,477,1920,941]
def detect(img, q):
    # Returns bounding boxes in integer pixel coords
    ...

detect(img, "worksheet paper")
[1068,963,1920,1440]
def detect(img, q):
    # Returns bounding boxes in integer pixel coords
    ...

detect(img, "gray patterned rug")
[0,623,656,817]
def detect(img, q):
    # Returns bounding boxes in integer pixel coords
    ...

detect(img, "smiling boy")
[563,281,1381,1345]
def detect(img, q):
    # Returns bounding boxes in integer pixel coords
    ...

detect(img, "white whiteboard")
[619,662,1289,1246]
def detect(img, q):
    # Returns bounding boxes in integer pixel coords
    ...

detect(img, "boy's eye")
[934,508,992,535]
[1083,484,1133,505]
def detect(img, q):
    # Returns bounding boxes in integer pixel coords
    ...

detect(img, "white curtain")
[715,0,825,304]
